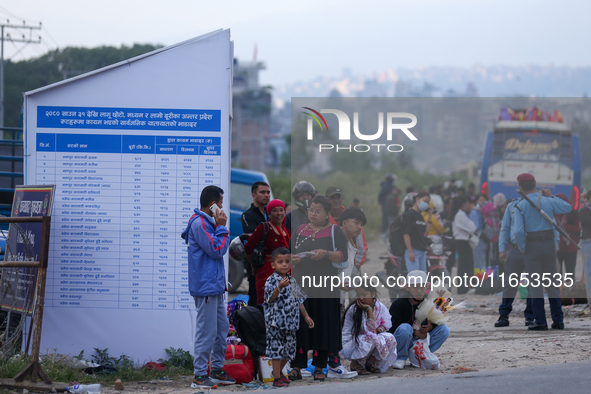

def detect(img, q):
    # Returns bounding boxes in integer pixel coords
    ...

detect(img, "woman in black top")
[289,195,348,381]
[402,191,432,272]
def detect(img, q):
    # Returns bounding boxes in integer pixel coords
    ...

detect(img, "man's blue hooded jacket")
[185,208,229,296]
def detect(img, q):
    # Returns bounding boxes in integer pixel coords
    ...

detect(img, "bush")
[0,348,192,384]
[159,347,193,370]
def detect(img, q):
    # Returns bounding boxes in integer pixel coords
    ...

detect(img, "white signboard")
[23,29,232,362]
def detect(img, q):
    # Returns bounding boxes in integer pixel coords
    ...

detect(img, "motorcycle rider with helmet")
[286,181,316,235]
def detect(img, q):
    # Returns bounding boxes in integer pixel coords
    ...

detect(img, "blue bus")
[480,120,581,208]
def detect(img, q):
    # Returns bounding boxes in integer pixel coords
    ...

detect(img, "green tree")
[4,44,162,128]
[266,170,292,204]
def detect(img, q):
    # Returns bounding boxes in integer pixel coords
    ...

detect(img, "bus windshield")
[498,132,563,162]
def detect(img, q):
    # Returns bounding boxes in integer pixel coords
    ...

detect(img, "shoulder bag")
[252,223,270,268]
[330,225,349,269]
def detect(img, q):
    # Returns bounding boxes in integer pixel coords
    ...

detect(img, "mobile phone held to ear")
[421,318,429,326]
[210,203,220,217]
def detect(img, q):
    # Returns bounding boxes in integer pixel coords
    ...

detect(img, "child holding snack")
[341,285,397,374]
[264,247,314,387]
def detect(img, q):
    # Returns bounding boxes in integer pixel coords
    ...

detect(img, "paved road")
[281,360,591,394]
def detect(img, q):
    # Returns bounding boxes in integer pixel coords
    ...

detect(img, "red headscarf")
[266,199,286,215]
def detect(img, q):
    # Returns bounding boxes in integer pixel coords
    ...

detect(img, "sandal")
[365,364,380,374]
[350,361,370,375]
[313,368,325,381]
[287,368,302,381]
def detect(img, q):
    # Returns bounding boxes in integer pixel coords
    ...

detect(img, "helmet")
[292,181,316,209]
[229,236,246,261]
[400,192,417,214]
[385,173,397,182]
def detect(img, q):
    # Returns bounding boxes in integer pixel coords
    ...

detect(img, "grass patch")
[158,347,193,370]
[0,354,29,378]
[0,348,193,384]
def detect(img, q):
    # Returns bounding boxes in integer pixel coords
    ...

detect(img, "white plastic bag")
[259,356,289,382]
[469,233,480,249]
[409,333,440,370]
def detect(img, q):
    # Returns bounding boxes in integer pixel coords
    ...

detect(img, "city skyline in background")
[3,0,591,86]
[3,1,591,179]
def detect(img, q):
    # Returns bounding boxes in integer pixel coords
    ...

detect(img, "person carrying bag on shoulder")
[245,199,290,305]
[452,195,477,294]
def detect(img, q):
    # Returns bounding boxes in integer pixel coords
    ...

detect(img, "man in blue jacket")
[512,173,572,331]
[185,185,235,389]
[494,197,534,327]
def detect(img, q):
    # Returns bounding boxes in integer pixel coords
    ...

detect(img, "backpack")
[384,192,399,217]
[232,305,266,358]
[388,214,406,257]
[252,223,270,268]
[480,202,501,243]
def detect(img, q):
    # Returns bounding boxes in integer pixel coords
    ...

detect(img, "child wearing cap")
[388,270,450,369]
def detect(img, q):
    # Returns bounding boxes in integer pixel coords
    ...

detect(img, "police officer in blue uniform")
[494,197,535,327]
[513,173,572,330]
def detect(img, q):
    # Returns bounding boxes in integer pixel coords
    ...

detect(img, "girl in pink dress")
[341,286,397,373]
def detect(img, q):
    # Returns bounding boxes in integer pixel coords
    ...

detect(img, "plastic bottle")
[65,383,101,393]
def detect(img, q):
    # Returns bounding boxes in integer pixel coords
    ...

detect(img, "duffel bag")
[208,344,255,384]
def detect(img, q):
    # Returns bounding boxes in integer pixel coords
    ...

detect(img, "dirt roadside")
[45,238,591,393]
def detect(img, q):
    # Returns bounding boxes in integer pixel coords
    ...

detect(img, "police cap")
[517,173,535,183]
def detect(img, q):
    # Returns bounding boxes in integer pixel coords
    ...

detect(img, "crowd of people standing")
[183,172,591,388]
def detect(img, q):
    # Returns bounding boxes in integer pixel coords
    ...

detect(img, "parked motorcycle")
[376,246,408,302]
[426,234,452,278]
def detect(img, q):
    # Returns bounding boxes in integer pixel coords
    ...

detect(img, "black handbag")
[252,223,270,269]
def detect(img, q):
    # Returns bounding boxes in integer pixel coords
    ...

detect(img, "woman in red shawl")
[245,199,290,304]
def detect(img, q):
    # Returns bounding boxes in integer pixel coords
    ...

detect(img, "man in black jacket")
[241,181,270,305]
[241,182,270,233]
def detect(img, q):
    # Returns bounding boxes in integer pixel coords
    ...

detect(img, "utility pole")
[1,21,42,131]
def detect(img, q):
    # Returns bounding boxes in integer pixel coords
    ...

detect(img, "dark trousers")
[455,240,473,294]
[498,248,534,320]
[381,209,389,233]
[244,262,257,306]
[557,251,577,279]
[524,240,563,326]
[327,351,340,368]
[446,241,456,272]
[247,272,257,306]
[292,349,328,370]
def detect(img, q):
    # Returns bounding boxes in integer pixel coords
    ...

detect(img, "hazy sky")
[2,0,591,86]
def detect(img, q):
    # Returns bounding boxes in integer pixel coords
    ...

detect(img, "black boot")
[494,315,509,327]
